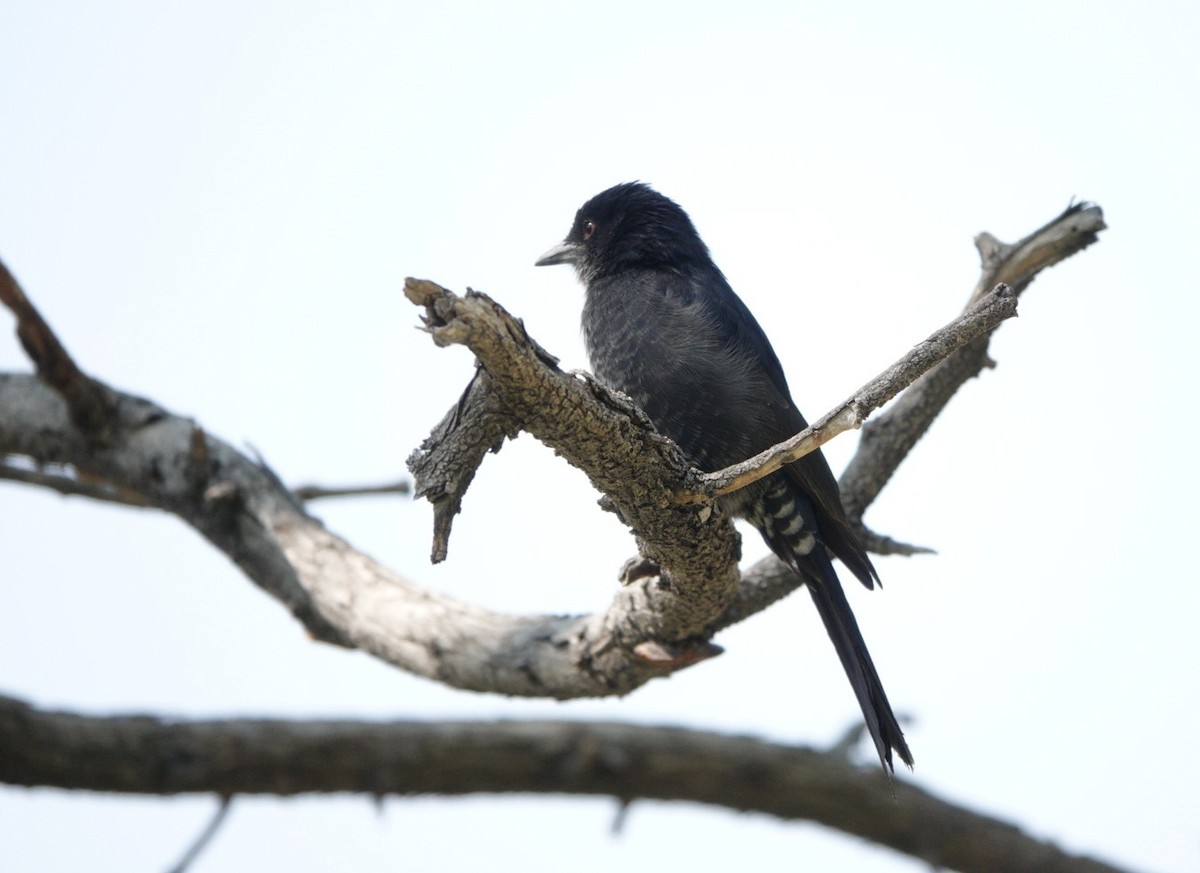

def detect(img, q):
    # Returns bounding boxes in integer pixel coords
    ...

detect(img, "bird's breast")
[582,278,786,472]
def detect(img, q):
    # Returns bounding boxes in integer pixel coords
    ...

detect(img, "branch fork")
[1,201,1106,698]
[0,200,1123,872]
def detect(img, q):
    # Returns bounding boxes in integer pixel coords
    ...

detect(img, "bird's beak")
[534,241,582,267]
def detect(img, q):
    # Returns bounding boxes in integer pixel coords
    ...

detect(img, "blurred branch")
[292,479,411,501]
[0,260,119,440]
[165,796,233,873]
[0,458,155,507]
[0,454,412,507]
[0,694,1136,873]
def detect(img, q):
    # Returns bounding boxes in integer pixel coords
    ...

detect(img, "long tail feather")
[804,555,912,772]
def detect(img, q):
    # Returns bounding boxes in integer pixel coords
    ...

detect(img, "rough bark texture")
[0,695,1134,873]
[0,203,1103,696]
[404,278,745,648]
[0,203,1115,871]
[0,369,713,698]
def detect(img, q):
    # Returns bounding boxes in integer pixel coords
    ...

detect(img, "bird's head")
[535,182,712,283]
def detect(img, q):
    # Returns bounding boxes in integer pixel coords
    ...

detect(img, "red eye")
[583,220,596,240]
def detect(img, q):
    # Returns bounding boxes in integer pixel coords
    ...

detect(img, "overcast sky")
[2,2,1197,872]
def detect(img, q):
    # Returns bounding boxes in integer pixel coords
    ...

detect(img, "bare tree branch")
[402,203,1104,633]
[0,454,410,507]
[0,203,1119,870]
[673,282,1018,503]
[406,365,522,563]
[0,694,1137,873]
[0,202,1107,701]
[0,457,156,507]
[839,202,1106,532]
[405,277,745,642]
[0,370,706,697]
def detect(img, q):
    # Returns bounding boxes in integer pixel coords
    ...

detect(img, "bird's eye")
[583,220,596,240]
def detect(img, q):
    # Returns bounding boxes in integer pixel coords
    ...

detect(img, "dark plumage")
[536,181,912,772]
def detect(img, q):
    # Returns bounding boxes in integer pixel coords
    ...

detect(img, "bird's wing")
[784,453,879,590]
[685,268,879,589]
[690,269,795,406]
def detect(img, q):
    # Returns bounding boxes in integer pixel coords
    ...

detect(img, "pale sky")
[2,3,1197,871]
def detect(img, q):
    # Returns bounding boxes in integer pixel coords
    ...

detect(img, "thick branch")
[403,204,1102,630]
[0,202,1104,701]
[0,694,1136,873]
[0,257,737,697]
[401,278,1014,650]
[0,202,1104,700]
[405,278,744,643]
[0,371,717,698]
[0,208,1119,866]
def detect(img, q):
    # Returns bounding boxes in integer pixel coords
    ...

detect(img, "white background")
[1,2,1196,871]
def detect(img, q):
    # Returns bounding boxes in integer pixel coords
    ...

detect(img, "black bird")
[535,182,912,772]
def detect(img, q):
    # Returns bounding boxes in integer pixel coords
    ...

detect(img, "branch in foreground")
[674,282,1018,503]
[0,200,1105,699]
[0,695,1136,873]
[402,276,1013,637]
[405,277,745,643]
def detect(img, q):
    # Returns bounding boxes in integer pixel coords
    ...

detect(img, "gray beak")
[535,241,583,267]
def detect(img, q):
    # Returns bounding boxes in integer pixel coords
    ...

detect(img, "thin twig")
[674,283,1018,503]
[165,796,233,873]
[292,479,411,501]
[0,460,155,508]
[0,459,409,509]
[839,201,1106,526]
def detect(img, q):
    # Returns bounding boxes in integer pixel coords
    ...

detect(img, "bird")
[535,181,912,772]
